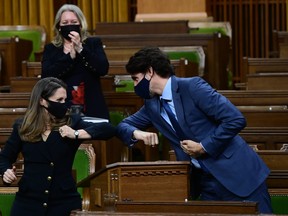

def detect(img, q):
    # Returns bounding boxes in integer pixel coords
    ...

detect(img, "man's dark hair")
[126,47,174,78]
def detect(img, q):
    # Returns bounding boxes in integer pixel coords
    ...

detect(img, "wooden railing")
[207,0,287,84]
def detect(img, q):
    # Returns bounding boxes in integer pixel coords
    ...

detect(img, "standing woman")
[0,77,116,216]
[42,4,110,119]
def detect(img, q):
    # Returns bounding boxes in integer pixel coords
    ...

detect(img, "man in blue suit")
[116,47,272,213]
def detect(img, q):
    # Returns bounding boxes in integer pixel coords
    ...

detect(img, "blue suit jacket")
[117,76,270,197]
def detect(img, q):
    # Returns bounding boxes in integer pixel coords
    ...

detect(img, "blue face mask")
[134,76,152,99]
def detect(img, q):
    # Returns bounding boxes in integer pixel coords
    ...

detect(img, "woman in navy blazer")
[116,47,272,213]
[0,77,116,216]
[42,4,109,119]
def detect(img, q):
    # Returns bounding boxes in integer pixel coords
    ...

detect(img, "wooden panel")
[246,73,288,90]
[95,21,189,35]
[208,0,287,85]
[137,0,206,13]
[257,150,288,171]
[77,161,190,211]
[99,33,230,89]
[272,30,288,58]
[0,37,32,86]
[240,128,288,150]
[115,201,258,215]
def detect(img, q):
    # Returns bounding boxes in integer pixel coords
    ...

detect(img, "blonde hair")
[52,4,89,47]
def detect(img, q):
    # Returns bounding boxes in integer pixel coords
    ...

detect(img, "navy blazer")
[0,115,116,215]
[41,37,110,119]
[117,76,270,197]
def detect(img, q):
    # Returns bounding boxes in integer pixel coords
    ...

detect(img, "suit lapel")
[171,77,192,139]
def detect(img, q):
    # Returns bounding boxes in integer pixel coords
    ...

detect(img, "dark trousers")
[189,165,273,214]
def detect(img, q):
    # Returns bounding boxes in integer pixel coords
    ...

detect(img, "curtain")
[0,0,54,42]
[77,0,129,34]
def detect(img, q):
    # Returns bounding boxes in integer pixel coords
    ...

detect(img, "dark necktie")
[160,98,186,140]
[161,98,208,171]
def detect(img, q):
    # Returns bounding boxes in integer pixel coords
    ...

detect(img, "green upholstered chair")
[0,188,17,216]
[0,25,46,61]
[270,190,288,214]
[114,75,134,93]
[109,111,126,126]
[160,46,205,77]
[188,22,232,42]
[72,143,96,210]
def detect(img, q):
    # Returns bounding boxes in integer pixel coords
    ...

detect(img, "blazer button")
[44,190,49,194]
[43,203,48,207]
[47,176,52,181]
[50,162,54,167]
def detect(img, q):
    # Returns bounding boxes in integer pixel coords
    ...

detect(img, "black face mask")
[43,99,68,119]
[134,76,152,99]
[59,25,81,41]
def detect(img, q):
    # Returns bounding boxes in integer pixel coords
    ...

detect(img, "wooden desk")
[77,161,190,211]
[115,201,258,215]
[71,211,260,216]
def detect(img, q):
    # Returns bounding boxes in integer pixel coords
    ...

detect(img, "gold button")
[43,203,47,207]
[44,190,49,194]
[47,176,52,181]
[50,162,54,166]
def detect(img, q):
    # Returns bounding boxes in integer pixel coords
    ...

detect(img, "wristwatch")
[74,130,79,140]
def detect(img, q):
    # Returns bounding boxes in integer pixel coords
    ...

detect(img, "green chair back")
[72,144,95,197]
[114,75,134,93]
[0,25,46,61]
[161,46,205,76]
[0,190,16,216]
[271,195,288,214]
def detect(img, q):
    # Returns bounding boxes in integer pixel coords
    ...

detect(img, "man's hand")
[133,130,159,147]
[180,140,206,158]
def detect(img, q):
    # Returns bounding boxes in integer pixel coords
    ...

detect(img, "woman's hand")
[69,31,83,54]
[59,125,76,139]
[3,166,17,184]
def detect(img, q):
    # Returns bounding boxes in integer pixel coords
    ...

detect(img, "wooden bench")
[98,33,230,90]
[0,37,32,88]
[220,90,288,128]
[246,72,288,90]
[240,127,288,150]
[105,46,203,77]
[241,57,288,89]
[108,58,198,77]
[271,30,288,58]
[16,59,198,93]
[95,20,189,35]
[242,58,288,75]
[0,25,46,61]
[1,90,288,162]
[134,12,212,22]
